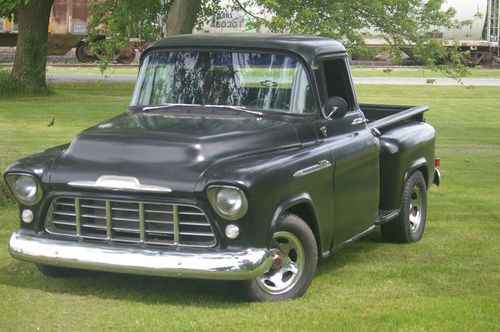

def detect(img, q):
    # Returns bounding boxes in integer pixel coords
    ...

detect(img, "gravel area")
[0,47,16,63]
[0,47,80,64]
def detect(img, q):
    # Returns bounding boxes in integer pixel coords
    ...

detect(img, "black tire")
[75,43,97,63]
[36,264,81,278]
[116,46,136,64]
[381,171,427,243]
[242,213,318,301]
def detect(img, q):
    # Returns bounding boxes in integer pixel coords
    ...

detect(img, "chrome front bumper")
[9,232,272,280]
[433,168,441,186]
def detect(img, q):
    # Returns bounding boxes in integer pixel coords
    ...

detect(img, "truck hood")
[50,110,310,192]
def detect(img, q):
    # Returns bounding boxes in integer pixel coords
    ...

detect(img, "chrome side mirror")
[324,96,348,120]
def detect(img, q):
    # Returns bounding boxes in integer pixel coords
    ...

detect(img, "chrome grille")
[45,197,216,247]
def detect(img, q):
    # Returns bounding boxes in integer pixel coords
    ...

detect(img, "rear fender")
[379,122,436,210]
[404,158,430,187]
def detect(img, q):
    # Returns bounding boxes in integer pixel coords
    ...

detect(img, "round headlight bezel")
[5,173,43,206]
[207,185,248,221]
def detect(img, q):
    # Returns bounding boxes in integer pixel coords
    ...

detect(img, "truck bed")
[360,104,430,130]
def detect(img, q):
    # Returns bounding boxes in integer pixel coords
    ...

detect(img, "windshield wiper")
[141,103,193,111]
[204,105,263,117]
[141,103,263,117]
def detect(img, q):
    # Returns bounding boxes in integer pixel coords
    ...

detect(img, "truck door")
[314,57,380,247]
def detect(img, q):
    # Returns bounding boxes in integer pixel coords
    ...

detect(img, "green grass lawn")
[0,83,499,331]
[351,67,500,79]
[46,66,139,75]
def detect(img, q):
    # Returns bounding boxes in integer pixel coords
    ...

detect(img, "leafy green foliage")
[241,0,470,79]
[0,0,20,18]
[88,0,170,43]
[87,0,223,70]
[87,0,171,70]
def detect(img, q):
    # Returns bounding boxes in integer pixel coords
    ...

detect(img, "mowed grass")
[46,66,139,75]
[0,83,499,331]
[351,67,500,79]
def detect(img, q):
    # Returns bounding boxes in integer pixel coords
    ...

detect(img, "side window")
[289,65,315,113]
[321,59,355,110]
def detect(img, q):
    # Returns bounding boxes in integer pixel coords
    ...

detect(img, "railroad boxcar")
[0,0,137,64]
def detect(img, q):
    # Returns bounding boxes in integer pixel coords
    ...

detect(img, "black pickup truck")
[5,34,441,301]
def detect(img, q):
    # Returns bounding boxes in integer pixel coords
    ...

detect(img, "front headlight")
[207,185,248,220]
[5,173,43,206]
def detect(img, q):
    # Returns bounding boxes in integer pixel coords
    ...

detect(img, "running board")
[374,209,400,225]
[327,225,376,257]
[321,210,400,258]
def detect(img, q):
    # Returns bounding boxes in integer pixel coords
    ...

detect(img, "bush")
[0,69,52,97]
[0,69,21,96]
[0,176,14,207]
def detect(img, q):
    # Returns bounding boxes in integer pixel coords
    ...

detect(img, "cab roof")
[144,33,347,64]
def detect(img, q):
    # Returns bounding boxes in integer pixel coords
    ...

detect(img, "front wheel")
[381,171,427,243]
[242,213,317,301]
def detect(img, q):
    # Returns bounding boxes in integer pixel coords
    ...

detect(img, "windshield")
[131,51,315,114]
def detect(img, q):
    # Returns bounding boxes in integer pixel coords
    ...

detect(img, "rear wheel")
[242,213,317,301]
[381,171,427,243]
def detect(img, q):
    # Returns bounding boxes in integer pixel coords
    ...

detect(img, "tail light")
[434,158,441,167]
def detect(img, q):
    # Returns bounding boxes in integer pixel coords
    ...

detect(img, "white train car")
[439,0,498,43]
[364,0,499,64]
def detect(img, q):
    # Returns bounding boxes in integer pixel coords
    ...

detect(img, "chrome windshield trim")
[68,175,172,193]
[293,160,332,177]
[9,232,272,280]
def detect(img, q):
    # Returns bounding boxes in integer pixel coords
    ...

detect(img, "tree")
[238,0,469,78]
[87,0,218,68]
[165,0,202,35]
[1,0,54,91]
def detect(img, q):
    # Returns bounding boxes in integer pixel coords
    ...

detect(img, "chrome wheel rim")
[409,185,423,232]
[256,231,305,295]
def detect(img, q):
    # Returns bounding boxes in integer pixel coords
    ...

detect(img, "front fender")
[196,144,333,251]
[271,192,314,230]
[270,192,328,255]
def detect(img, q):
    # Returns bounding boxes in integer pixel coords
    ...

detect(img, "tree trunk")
[10,0,54,90]
[165,0,202,36]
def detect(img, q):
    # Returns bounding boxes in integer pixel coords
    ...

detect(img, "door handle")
[352,117,368,125]
[293,160,332,177]
[371,127,381,138]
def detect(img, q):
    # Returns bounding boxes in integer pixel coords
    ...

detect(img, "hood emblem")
[68,175,172,193]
